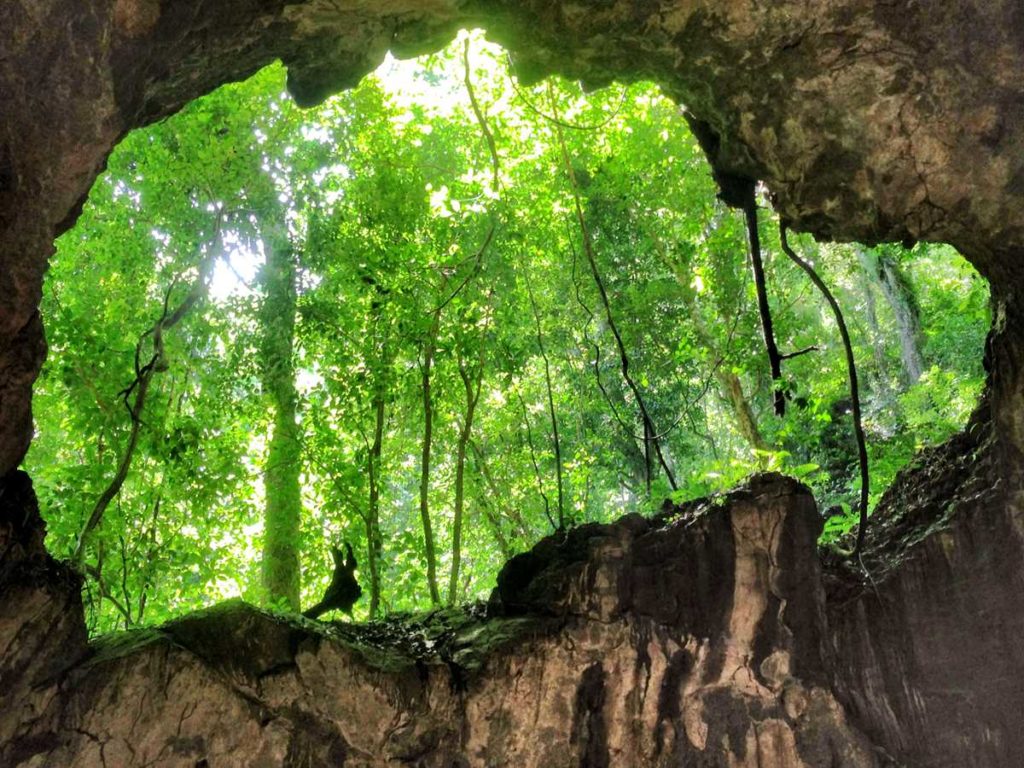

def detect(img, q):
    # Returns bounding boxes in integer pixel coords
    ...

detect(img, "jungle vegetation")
[28,32,989,633]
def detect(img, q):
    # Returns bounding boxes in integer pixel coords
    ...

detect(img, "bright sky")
[209,29,500,302]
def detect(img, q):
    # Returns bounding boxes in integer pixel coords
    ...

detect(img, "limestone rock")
[0,474,879,767]
[827,415,1024,766]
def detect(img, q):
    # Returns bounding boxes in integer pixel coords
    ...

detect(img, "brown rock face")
[0,471,88,753]
[485,474,878,766]
[826,415,1024,767]
[0,475,879,767]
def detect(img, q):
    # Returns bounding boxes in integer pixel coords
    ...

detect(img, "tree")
[258,216,303,609]
[26,32,991,628]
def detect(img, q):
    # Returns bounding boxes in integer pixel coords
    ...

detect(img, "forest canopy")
[28,31,989,634]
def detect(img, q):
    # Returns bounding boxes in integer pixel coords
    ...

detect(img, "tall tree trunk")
[365,386,385,618]
[418,307,442,606]
[363,277,390,619]
[697,320,768,454]
[689,300,768,453]
[548,85,677,493]
[523,265,566,528]
[260,224,302,611]
[468,436,530,543]
[474,495,512,562]
[568,262,650,501]
[716,369,770,452]
[856,246,925,385]
[664,257,770,455]
[516,387,557,531]
[448,346,485,606]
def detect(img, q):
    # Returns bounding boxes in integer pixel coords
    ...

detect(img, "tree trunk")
[469,435,531,543]
[691,303,769,454]
[418,307,442,605]
[523,264,566,528]
[516,387,556,531]
[668,258,770,455]
[716,368,770,452]
[474,494,512,562]
[551,93,676,493]
[365,386,385,618]
[448,347,485,606]
[856,246,925,385]
[362,277,391,619]
[259,224,302,611]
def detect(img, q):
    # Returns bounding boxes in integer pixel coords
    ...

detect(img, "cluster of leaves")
[27,32,990,633]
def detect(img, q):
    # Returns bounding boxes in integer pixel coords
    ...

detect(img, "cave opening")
[26,30,990,634]
[4,4,1024,765]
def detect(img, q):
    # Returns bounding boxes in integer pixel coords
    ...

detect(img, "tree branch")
[779,224,870,557]
[72,221,223,565]
[547,83,677,492]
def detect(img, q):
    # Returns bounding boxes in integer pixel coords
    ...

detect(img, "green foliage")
[27,31,990,633]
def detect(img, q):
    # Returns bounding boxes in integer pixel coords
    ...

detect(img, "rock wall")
[0,472,88,754]
[2,446,1021,766]
[826,415,1024,767]
[1,473,880,767]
